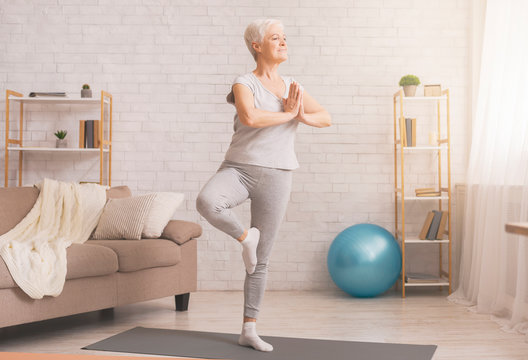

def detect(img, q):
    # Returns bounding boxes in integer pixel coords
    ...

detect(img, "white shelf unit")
[405,281,450,287]
[402,196,450,201]
[11,97,110,105]
[6,147,110,153]
[402,146,444,151]
[4,90,113,187]
[393,89,452,297]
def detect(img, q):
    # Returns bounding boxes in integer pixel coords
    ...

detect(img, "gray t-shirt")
[224,72,300,170]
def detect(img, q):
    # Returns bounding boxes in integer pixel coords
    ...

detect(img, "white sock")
[238,322,273,352]
[241,227,259,274]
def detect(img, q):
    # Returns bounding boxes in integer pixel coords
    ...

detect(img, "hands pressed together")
[282,82,306,123]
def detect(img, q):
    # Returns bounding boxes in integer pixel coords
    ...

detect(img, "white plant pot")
[403,85,417,97]
[81,89,92,98]
[56,139,67,148]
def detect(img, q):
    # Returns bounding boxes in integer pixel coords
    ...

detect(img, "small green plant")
[82,84,90,90]
[399,75,421,87]
[54,130,68,139]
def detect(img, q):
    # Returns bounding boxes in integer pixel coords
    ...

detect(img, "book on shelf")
[28,92,66,97]
[399,117,407,146]
[436,211,448,239]
[405,272,441,283]
[426,210,443,240]
[79,120,85,148]
[79,120,100,148]
[405,118,416,146]
[415,187,435,193]
[412,119,416,146]
[415,187,441,197]
[405,118,411,146]
[419,211,435,240]
[416,192,441,197]
[418,210,447,240]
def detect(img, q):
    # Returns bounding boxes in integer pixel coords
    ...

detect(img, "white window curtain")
[448,0,528,337]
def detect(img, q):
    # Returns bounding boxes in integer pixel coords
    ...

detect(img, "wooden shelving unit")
[393,89,452,297]
[4,90,113,187]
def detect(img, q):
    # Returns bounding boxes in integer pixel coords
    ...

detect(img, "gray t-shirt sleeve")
[226,75,256,105]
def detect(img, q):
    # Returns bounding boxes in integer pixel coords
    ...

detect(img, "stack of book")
[29,92,66,97]
[415,187,441,197]
[405,272,441,283]
[400,117,416,147]
[419,210,448,240]
[79,120,100,148]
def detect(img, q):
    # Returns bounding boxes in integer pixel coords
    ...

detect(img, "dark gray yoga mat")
[83,326,437,360]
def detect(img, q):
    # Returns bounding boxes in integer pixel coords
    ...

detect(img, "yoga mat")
[0,352,206,360]
[84,326,437,360]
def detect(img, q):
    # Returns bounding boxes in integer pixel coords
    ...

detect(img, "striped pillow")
[92,194,156,240]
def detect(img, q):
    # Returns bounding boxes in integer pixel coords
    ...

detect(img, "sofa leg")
[100,308,114,318]
[175,293,190,311]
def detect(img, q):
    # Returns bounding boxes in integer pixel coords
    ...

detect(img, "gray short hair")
[244,19,284,62]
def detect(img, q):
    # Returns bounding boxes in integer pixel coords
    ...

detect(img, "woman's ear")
[252,42,261,55]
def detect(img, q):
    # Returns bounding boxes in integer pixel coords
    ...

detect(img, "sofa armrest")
[160,220,202,245]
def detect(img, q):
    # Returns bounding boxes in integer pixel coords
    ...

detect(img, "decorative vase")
[403,85,417,97]
[56,139,67,148]
[81,89,92,98]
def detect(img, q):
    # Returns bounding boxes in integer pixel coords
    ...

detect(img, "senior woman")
[196,18,331,352]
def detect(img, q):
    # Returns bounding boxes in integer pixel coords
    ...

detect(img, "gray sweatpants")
[196,160,293,319]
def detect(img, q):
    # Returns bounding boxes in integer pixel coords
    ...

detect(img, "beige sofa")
[0,185,201,328]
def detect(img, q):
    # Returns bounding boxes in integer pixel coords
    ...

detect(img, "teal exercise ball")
[327,223,402,298]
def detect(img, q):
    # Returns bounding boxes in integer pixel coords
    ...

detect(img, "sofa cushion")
[66,243,119,280]
[87,239,181,272]
[0,187,39,236]
[92,194,156,240]
[161,220,203,245]
[0,243,118,289]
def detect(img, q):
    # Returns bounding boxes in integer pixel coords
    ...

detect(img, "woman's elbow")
[239,113,256,127]
[322,111,332,127]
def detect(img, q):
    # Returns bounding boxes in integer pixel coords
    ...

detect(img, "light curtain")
[449,0,528,337]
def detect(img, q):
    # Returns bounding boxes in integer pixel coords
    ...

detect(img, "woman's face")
[255,23,287,63]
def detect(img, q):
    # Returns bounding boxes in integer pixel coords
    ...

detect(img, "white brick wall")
[0,0,471,291]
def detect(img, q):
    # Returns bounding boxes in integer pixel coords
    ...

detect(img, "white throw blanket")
[0,179,107,299]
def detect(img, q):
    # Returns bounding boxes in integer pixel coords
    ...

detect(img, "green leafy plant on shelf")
[82,84,90,90]
[54,130,68,139]
[398,74,421,86]
[399,74,421,97]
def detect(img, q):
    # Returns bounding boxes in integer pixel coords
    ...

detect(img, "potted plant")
[399,75,421,97]
[81,84,92,98]
[54,130,68,148]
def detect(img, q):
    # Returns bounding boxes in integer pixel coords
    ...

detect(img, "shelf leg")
[4,91,9,187]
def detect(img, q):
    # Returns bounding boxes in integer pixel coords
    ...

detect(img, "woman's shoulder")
[227,73,255,104]
[232,72,256,85]
[231,73,258,96]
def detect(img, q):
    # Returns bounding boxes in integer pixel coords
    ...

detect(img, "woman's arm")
[297,91,332,128]
[233,82,302,128]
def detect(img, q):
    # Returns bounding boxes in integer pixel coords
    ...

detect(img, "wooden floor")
[0,289,527,359]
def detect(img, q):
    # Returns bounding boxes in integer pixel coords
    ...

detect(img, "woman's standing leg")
[239,167,293,352]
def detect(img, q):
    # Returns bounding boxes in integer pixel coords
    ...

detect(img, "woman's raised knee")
[196,191,213,217]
